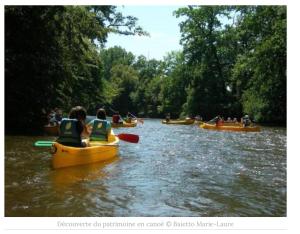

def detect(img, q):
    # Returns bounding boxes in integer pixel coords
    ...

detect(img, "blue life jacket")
[56,118,82,147]
[90,119,110,141]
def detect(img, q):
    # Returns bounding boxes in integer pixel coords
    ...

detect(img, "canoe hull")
[52,134,119,169]
[200,123,260,132]
[162,119,195,125]
[111,120,137,128]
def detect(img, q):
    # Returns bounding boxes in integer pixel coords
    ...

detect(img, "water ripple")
[5,121,286,216]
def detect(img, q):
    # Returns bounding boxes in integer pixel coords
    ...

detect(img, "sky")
[105,6,184,60]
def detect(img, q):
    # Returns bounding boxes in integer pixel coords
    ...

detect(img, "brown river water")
[5,119,286,217]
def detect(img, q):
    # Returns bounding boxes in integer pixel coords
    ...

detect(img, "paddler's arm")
[85,120,94,134]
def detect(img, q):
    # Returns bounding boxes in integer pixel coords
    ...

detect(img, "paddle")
[207,117,217,124]
[34,133,139,147]
[117,133,139,143]
[34,141,119,147]
[109,107,126,123]
[34,141,54,147]
[129,112,144,124]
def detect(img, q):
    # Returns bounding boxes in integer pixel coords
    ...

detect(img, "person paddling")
[242,114,251,127]
[87,108,112,142]
[54,108,63,123]
[209,115,224,126]
[112,111,123,124]
[48,108,63,126]
[56,106,88,147]
[165,113,171,122]
[125,112,132,123]
[128,111,144,124]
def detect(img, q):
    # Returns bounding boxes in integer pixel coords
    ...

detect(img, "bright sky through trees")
[105,5,184,60]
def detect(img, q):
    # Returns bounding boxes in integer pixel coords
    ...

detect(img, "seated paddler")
[56,106,89,147]
[112,111,123,124]
[87,108,111,142]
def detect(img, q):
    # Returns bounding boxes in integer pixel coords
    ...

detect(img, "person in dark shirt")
[112,111,123,124]
[56,106,89,147]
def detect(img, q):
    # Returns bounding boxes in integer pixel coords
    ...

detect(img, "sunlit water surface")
[5,119,286,216]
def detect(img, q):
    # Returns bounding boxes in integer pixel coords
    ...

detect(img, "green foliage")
[159,51,189,117]
[110,64,139,113]
[143,76,163,116]
[100,46,135,81]
[5,5,286,134]
[103,5,286,123]
[5,6,65,133]
[242,89,268,122]
[232,6,286,123]
[5,6,147,133]
[171,5,286,122]
[130,56,165,117]
[88,6,149,38]
[174,6,233,119]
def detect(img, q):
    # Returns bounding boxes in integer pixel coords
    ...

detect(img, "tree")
[110,64,139,114]
[160,51,189,117]
[100,46,135,81]
[5,6,65,133]
[232,6,286,123]
[132,56,165,116]
[5,6,148,133]
[175,6,232,119]
[173,5,286,123]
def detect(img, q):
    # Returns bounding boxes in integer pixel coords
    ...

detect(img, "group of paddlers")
[164,113,252,127]
[46,106,142,147]
[211,115,252,127]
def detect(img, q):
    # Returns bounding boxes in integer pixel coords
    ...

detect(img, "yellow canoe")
[162,118,195,125]
[51,132,119,169]
[111,119,137,128]
[222,121,243,126]
[200,123,260,132]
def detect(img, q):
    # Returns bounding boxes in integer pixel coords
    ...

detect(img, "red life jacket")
[112,114,120,123]
[216,119,223,126]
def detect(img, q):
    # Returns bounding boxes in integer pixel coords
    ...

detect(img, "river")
[5,119,286,216]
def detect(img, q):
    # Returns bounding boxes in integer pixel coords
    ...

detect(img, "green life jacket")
[90,119,110,141]
[56,118,82,147]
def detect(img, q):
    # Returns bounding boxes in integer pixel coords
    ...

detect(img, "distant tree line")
[5,5,286,134]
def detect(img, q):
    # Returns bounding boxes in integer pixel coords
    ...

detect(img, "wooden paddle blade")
[117,133,139,143]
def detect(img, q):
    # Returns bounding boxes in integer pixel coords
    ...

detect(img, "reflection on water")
[5,120,286,216]
[50,157,119,189]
